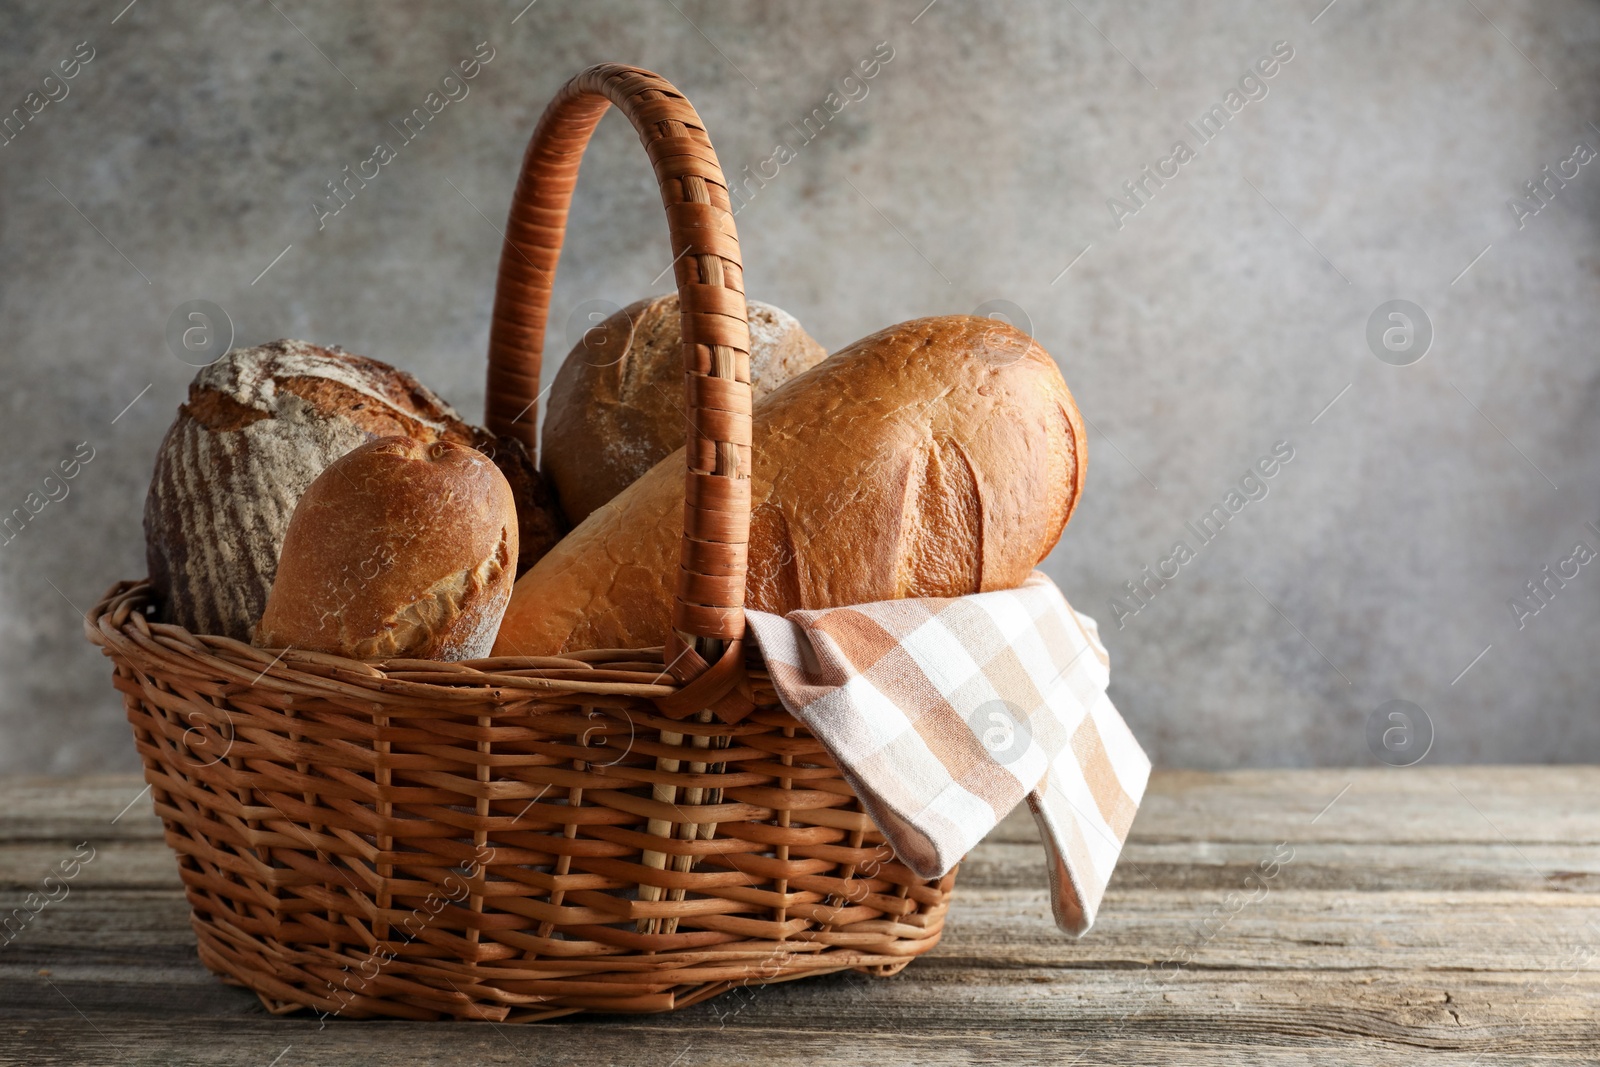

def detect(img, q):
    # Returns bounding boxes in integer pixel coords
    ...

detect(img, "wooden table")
[1,768,1595,1065]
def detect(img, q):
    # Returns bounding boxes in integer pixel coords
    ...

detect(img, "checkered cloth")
[745,571,1150,935]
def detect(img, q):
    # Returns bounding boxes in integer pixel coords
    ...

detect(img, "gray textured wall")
[2,0,1596,775]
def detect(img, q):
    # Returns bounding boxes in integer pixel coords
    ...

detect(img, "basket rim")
[86,579,770,708]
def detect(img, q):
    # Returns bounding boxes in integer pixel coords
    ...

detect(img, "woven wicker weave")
[86,65,956,1022]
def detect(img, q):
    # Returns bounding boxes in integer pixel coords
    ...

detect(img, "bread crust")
[255,436,517,661]
[494,315,1086,656]
[540,294,826,525]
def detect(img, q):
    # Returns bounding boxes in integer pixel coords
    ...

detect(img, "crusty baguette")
[254,436,517,661]
[540,294,826,525]
[493,316,1085,657]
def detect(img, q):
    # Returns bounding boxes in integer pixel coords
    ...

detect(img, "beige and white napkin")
[745,572,1150,935]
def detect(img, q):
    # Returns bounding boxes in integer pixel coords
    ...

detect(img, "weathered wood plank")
[4,886,1595,982]
[4,838,1597,898]
[0,842,186,891]
[3,971,1598,1063]
[989,766,1600,844]
[961,841,1600,892]
[0,774,159,842]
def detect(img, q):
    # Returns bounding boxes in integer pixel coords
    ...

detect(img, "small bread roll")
[494,316,1085,656]
[540,294,826,525]
[255,436,517,661]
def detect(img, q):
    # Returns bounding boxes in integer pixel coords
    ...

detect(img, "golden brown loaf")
[540,294,826,525]
[255,436,517,661]
[493,316,1086,657]
[144,340,560,640]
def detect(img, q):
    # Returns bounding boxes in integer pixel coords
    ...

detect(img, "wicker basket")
[86,64,956,1022]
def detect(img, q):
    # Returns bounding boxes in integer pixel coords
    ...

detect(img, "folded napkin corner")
[746,572,1150,935]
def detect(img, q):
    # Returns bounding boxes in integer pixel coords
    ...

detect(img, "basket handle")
[485,65,752,704]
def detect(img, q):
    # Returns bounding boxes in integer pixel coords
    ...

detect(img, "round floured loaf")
[493,316,1087,657]
[540,294,827,525]
[144,340,560,640]
[254,436,517,661]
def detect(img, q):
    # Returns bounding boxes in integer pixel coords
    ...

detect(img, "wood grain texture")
[2,768,1596,1065]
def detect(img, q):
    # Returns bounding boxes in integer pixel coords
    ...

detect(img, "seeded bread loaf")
[143,340,561,640]
[539,294,826,525]
[254,436,516,660]
[493,316,1086,656]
